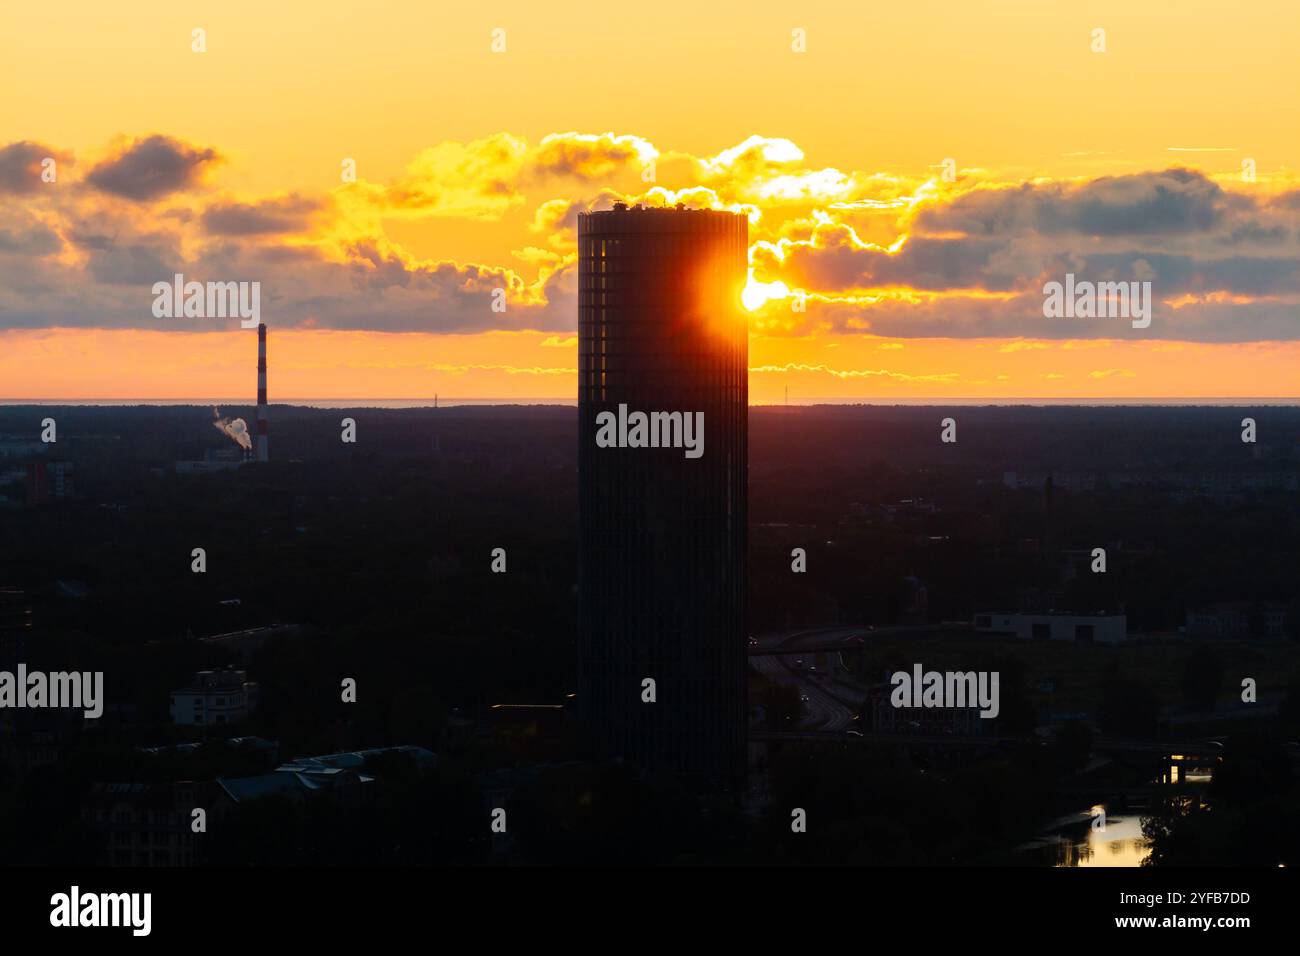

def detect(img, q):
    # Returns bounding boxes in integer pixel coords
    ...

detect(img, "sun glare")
[742,271,790,311]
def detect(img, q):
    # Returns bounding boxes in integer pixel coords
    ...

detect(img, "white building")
[169,669,259,726]
[973,611,1127,644]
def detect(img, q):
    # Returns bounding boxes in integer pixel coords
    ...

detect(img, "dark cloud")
[0,141,65,194]
[1072,251,1300,296]
[810,293,1300,344]
[86,135,218,200]
[916,169,1237,237]
[770,229,1028,293]
[85,241,178,286]
[759,168,1300,342]
[66,231,117,252]
[1269,190,1300,211]
[529,134,645,181]
[776,226,1300,302]
[0,221,61,256]
[0,204,577,332]
[201,195,321,235]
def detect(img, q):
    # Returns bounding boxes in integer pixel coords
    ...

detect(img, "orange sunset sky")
[1,1,1298,402]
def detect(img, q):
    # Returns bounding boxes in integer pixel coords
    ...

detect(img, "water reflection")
[1054,813,1150,867]
[1015,756,1216,866]
[1017,812,1150,867]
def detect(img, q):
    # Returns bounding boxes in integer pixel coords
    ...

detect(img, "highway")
[749,642,860,733]
[747,625,1269,761]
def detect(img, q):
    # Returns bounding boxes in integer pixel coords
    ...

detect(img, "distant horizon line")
[4,397,1300,408]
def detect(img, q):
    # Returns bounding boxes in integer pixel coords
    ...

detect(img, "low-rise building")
[974,611,1127,644]
[81,781,207,867]
[213,746,437,814]
[174,447,246,474]
[169,669,259,726]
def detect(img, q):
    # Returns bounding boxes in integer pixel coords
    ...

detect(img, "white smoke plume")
[211,407,252,451]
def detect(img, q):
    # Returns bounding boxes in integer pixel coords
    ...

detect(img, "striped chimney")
[255,322,269,462]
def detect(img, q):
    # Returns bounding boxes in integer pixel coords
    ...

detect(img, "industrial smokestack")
[212,407,252,451]
[255,322,269,463]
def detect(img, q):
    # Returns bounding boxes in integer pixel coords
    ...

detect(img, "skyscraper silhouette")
[577,204,748,790]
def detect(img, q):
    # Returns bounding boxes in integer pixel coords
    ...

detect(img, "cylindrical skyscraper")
[578,204,748,791]
[255,323,269,463]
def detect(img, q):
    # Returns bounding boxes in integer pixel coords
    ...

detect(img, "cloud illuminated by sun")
[742,270,791,311]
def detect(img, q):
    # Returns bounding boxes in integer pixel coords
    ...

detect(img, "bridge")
[747,623,972,656]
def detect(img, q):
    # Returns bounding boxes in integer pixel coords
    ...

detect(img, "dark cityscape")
[3,400,1298,873]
